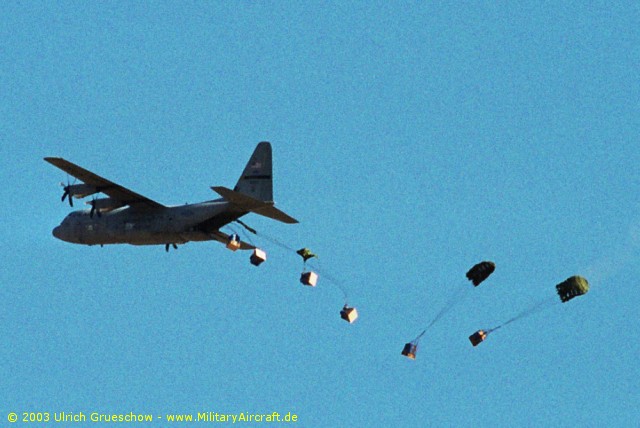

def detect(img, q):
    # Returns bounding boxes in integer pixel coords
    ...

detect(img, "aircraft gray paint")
[46,142,298,251]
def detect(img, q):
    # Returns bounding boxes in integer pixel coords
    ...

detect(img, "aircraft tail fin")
[215,142,298,224]
[233,141,273,202]
[211,186,298,224]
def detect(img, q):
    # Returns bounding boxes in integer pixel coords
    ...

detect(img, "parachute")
[297,248,318,262]
[466,261,495,286]
[556,276,589,302]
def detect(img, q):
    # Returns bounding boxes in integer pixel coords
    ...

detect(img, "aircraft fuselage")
[52,201,242,246]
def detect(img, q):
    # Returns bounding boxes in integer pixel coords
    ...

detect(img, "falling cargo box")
[340,306,358,323]
[469,330,487,347]
[250,249,267,266]
[226,235,241,251]
[300,271,318,287]
[401,342,417,360]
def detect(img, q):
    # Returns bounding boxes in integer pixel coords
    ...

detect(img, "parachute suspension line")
[257,231,297,253]
[232,221,309,258]
[411,282,471,345]
[233,220,256,246]
[424,283,469,332]
[241,229,254,246]
[307,259,349,304]
[413,328,428,344]
[227,224,254,246]
[492,296,558,330]
[238,225,255,246]
[234,220,298,253]
[294,247,352,308]
[223,225,242,244]
[225,224,239,236]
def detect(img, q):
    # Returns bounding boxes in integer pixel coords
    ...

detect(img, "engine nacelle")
[65,183,98,199]
[86,197,126,213]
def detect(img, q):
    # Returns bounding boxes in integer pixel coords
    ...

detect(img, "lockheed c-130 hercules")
[45,142,298,252]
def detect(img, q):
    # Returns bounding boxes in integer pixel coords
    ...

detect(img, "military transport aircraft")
[45,142,298,251]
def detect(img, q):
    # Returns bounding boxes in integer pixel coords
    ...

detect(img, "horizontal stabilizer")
[211,186,299,224]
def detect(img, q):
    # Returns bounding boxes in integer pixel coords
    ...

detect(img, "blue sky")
[1,2,639,426]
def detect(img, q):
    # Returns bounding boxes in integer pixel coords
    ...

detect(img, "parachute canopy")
[466,261,496,286]
[297,248,318,262]
[556,276,589,302]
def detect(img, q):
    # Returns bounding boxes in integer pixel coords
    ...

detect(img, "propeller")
[88,198,102,218]
[60,176,76,207]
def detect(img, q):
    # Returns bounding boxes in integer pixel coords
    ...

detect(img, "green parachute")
[297,248,318,262]
[556,276,589,302]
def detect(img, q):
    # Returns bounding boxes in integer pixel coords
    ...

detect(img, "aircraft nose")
[52,226,62,240]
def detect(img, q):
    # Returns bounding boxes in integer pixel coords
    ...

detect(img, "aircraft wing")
[44,157,165,210]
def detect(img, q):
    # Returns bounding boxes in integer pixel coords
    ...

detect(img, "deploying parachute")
[298,248,319,287]
[556,276,589,302]
[297,248,318,262]
[466,261,495,286]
